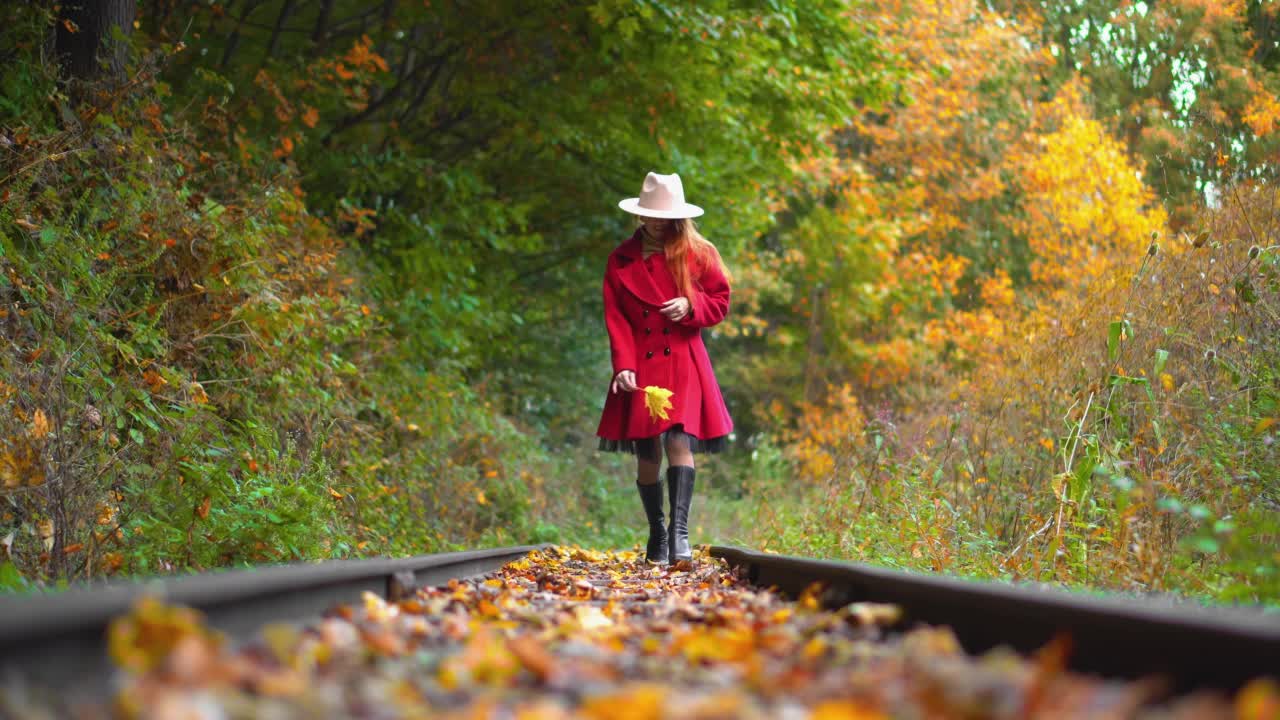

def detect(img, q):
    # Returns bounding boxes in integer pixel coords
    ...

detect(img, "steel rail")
[0,544,546,699]
[710,545,1280,693]
[4,543,1276,705]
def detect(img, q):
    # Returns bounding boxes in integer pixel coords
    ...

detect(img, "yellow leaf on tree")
[29,409,50,440]
[643,386,674,422]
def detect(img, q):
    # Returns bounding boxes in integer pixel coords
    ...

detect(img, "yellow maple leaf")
[643,386,674,422]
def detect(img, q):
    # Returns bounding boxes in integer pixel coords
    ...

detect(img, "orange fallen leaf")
[507,634,560,682]
[142,369,168,392]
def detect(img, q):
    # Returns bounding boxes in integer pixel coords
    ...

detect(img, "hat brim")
[618,198,704,219]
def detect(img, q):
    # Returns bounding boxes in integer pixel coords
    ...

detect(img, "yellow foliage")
[1009,83,1167,293]
[787,384,868,482]
[1243,90,1280,136]
[642,386,674,423]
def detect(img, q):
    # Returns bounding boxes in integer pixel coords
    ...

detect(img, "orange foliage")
[769,2,1176,545]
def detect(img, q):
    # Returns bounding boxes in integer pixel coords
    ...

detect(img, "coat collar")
[611,230,672,308]
[613,229,645,260]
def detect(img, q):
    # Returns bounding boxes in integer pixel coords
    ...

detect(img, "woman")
[597,171,733,565]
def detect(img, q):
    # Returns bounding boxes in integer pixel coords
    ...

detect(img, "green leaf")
[1106,319,1132,362]
[1107,320,1123,361]
[1185,536,1220,554]
[1234,277,1257,304]
[0,561,26,591]
[1153,348,1169,376]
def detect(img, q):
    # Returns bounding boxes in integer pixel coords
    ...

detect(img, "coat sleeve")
[603,263,636,376]
[680,252,730,329]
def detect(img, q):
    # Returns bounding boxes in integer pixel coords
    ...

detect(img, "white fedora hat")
[618,171,704,219]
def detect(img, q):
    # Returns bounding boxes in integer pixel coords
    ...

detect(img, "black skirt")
[598,423,728,462]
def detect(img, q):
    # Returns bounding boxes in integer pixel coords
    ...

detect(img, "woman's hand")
[611,370,638,394]
[660,296,692,321]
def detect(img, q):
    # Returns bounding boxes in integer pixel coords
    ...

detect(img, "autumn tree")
[720,0,1166,452]
[999,0,1280,227]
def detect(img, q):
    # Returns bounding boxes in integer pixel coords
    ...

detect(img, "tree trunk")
[221,0,261,70]
[264,0,299,63]
[802,284,827,405]
[312,0,335,52]
[55,0,136,82]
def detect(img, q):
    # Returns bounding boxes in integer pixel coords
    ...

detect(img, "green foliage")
[156,0,889,414]
[2,2,696,584]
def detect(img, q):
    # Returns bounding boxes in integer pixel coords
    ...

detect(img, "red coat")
[596,231,734,442]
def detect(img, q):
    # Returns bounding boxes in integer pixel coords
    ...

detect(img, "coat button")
[663,347,671,356]
[642,309,650,318]
[645,328,652,335]
[662,327,670,335]
[646,350,654,359]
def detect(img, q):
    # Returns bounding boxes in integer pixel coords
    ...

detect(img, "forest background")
[1,0,1277,605]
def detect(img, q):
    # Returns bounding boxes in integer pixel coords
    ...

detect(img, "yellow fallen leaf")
[643,386,674,422]
[573,605,613,631]
[810,700,890,720]
[579,683,666,720]
[1236,677,1280,720]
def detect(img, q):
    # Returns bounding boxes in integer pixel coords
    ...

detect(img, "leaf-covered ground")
[5,547,1277,719]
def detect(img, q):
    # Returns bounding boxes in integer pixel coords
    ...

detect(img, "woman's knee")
[636,455,663,484]
[664,438,694,467]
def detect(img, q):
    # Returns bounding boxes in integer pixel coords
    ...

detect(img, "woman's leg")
[636,453,662,485]
[663,429,694,469]
[664,429,696,564]
[635,440,668,563]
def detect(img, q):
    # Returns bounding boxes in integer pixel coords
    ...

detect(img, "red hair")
[662,218,730,300]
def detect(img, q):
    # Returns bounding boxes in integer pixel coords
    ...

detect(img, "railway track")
[0,544,1276,718]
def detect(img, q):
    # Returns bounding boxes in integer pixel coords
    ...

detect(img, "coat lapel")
[612,233,673,308]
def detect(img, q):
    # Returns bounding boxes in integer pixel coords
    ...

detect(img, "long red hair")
[654,218,730,300]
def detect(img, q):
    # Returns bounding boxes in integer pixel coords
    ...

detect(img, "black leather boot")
[636,481,668,563]
[666,466,695,564]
